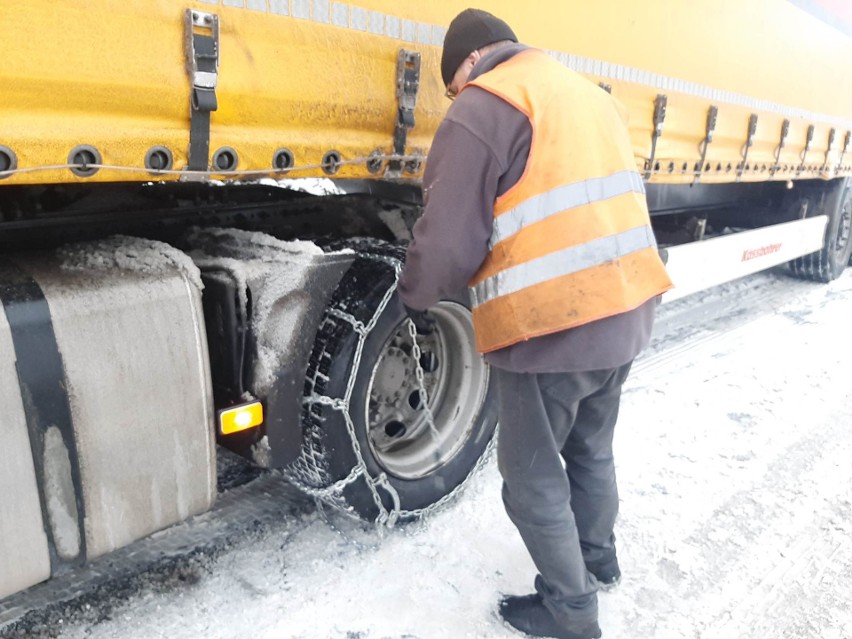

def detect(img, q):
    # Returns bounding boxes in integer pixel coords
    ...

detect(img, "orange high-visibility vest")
[465,49,673,353]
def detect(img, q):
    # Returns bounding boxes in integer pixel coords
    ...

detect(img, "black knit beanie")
[440,9,517,86]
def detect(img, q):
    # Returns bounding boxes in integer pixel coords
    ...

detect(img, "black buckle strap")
[185,10,219,172]
[387,49,420,178]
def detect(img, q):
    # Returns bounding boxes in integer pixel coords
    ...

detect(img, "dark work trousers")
[495,362,633,626]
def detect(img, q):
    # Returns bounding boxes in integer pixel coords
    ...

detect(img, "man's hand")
[403,303,436,335]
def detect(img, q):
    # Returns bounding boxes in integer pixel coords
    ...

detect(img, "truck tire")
[789,178,852,282]
[290,241,497,521]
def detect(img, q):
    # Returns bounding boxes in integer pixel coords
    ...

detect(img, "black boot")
[586,557,621,591]
[499,593,602,639]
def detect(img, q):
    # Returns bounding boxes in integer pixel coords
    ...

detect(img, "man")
[398,8,673,639]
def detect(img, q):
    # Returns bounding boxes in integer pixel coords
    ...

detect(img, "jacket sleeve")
[397,116,504,310]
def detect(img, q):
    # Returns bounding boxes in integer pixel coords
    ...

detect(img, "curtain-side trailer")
[1,0,850,603]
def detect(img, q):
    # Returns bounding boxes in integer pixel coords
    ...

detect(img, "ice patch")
[189,226,325,258]
[377,208,413,241]
[241,177,346,196]
[57,236,204,292]
[42,427,81,561]
[270,178,346,196]
[251,436,272,467]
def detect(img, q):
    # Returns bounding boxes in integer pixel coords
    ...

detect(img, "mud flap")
[189,229,355,469]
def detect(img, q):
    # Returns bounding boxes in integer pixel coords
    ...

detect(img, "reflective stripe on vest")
[488,170,646,249]
[472,223,657,308]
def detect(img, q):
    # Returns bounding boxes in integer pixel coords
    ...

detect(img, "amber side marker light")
[219,401,263,436]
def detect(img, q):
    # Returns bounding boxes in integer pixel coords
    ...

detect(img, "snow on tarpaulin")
[188,228,354,400]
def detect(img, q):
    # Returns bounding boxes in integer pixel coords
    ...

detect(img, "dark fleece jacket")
[398,43,656,373]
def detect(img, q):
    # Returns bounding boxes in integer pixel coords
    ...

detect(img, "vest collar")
[468,43,530,84]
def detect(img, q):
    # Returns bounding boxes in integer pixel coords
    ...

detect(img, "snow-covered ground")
[14,268,852,638]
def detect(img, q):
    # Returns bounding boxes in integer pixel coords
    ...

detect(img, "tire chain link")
[284,251,495,533]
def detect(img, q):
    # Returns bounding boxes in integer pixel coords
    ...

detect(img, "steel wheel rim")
[364,301,489,480]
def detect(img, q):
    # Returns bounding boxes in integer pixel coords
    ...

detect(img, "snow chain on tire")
[282,251,496,531]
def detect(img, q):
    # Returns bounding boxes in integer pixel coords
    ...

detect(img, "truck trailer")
[1,0,851,603]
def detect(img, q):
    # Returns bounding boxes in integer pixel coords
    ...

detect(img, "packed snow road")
[3,267,852,639]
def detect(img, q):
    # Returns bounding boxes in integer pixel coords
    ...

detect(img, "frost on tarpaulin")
[188,227,353,400]
[57,235,204,292]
